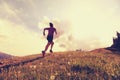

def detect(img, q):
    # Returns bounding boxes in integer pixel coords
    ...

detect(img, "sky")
[0,0,120,56]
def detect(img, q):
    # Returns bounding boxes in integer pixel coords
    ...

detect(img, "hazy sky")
[0,0,120,56]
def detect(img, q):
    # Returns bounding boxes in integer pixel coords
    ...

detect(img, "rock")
[107,31,120,52]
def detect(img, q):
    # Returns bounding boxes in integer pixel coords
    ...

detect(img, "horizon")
[0,0,120,56]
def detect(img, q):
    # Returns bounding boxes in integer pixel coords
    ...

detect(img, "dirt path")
[0,55,45,72]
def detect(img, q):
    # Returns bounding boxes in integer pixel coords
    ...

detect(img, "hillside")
[0,52,13,59]
[0,49,120,80]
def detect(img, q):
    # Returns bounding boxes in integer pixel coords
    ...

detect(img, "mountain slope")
[0,50,120,80]
[0,52,13,59]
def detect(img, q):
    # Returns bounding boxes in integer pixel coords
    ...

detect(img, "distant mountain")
[90,48,112,54]
[0,52,13,59]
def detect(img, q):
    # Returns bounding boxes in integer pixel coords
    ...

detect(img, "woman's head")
[49,22,53,27]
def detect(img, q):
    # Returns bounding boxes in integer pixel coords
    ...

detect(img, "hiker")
[42,22,57,57]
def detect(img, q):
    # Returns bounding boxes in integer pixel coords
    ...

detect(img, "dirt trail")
[0,54,45,72]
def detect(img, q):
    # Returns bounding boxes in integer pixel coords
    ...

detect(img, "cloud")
[1,0,120,56]
[38,17,106,52]
[38,17,72,38]
[55,33,104,51]
[0,19,44,56]
[0,1,21,23]
[0,0,40,30]
[0,34,8,42]
[0,17,73,56]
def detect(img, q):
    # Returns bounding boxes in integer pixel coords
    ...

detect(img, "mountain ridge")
[0,52,13,59]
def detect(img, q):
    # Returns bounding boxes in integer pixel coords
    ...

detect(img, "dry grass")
[0,50,120,80]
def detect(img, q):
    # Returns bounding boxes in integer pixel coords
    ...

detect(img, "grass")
[0,50,120,80]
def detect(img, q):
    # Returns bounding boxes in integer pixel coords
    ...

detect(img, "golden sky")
[0,0,120,56]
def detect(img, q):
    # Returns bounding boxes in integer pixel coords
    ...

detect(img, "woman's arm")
[43,28,48,36]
